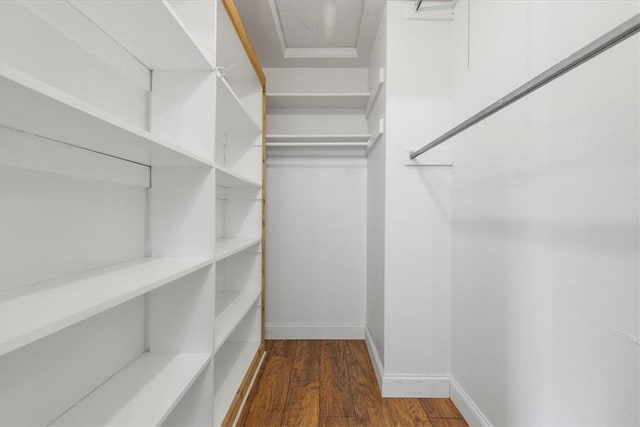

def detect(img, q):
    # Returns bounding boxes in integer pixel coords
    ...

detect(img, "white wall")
[265,157,367,339]
[265,68,368,94]
[368,1,453,397]
[0,163,147,291]
[449,1,640,425]
[366,4,387,370]
[264,67,368,339]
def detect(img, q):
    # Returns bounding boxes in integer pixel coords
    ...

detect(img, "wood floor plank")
[430,419,469,427]
[320,340,355,417]
[344,340,394,427]
[268,339,296,357]
[282,382,320,427]
[292,340,320,383]
[419,398,463,419]
[239,342,468,427]
[320,417,365,427]
[241,340,296,427]
[386,398,433,427]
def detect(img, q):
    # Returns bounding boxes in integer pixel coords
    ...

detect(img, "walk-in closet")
[1,1,638,426]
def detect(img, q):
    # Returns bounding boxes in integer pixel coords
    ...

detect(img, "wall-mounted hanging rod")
[410,13,640,160]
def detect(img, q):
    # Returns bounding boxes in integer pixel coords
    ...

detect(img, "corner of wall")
[364,326,384,389]
[450,377,493,427]
[365,327,451,398]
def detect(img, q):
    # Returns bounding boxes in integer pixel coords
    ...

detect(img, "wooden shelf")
[0,257,214,356]
[216,237,261,262]
[68,0,213,70]
[267,93,370,110]
[0,64,213,168]
[51,352,212,426]
[216,76,261,136]
[266,134,370,143]
[215,164,261,188]
[213,340,261,427]
[214,290,261,353]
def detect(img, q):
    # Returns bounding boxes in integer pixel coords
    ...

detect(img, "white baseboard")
[265,323,364,339]
[364,328,450,398]
[364,327,384,389]
[450,377,493,427]
[268,325,461,401]
[382,374,450,397]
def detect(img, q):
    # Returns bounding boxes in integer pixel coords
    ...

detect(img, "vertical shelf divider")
[213,1,267,425]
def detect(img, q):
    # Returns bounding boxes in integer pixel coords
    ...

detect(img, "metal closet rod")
[410,13,640,160]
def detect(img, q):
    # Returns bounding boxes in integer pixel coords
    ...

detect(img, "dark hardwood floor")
[237,340,468,427]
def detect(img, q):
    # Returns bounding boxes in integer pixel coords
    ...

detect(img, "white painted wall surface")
[378,2,453,396]
[366,4,387,369]
[265,157,367,339]
[264,67,369,339]
[265,68,368,94]
[268,114,367,135]
[449,1,640,425]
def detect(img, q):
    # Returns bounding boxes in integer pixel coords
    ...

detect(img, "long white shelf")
[51,352,212,426]
[214,290,261,353]
[0,64,213,168]
[215,237,261,262]
[266,134,370,143]
[266,124,385,156]
[68,0,213,70]
[267,142,369,148]
[267,93,370,110]
[0,257,214,356]
[213,340,261,427]
[216,76,261,136]
[215,164,261,188]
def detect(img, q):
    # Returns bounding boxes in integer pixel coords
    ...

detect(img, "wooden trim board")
[220,0,266,89]
[220,344,266,427]
[261,88,266,347]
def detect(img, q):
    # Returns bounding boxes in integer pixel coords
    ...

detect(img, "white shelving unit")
[213,3,265,425]
[217,75,261,134]
[266,69,384,158]
[51,353,212,426]
[215,289,261,352]
[213,307,261,427]
[0,257,213,356]
[0,1,265,426]
[216,164,262,188]
[68,0,214,70]
[266,120,384,157]
[0,64,213,168]
[216,237,262,262]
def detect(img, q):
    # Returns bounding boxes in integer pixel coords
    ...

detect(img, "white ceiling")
[233,0,386,68]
